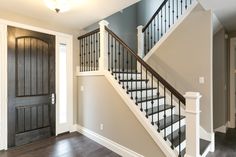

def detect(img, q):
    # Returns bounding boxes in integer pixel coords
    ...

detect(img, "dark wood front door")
[7,26,56,148]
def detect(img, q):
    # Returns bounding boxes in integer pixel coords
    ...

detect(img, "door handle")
[49,93,55,104]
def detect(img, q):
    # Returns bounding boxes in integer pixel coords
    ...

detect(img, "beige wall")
[146,4,213,132]
[0,10,80,124]
[213,28,228,129]
[78,76,165,157]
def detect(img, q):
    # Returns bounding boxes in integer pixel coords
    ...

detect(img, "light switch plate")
[81,86,84,91]
[199,77,205,84]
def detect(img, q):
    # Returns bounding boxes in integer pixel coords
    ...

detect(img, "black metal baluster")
[171,94,174,149]
[86,37,88,71]
[157,80,160,132]
[181,0,183,15]
[157,13,160,41]
[130,53,133,99]
[140,65,143,111]
[93,34,95,71]
[151,22,153,50]
[185,0,187,9]
[151,74,154,125]
[177,0,179,19]
[172,0,175,25]
[161,9,163,37]
[122,46,125,89]
[145,68,148,118]
[164,87,167,140]
[154,18,156,45]
[165,3,167,33]
[83,38,85,72]
[168,0,171,28]
[96,33,98,70]
[126,50,129,92]
[89,36,91,71]
[147,27,150,52]
[108,34,110,71]
[144,31,147,55]
[179,100,181,157]
[115,40,117,79]
[118,43,121,83]
[135,62,138,105]
[111,37,114,74]
[79,40,82,72]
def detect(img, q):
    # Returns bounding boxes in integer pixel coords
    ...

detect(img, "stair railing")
[78,20,202,157]
[141,0,195,56]
[78,28,100,72]
[105,26,186,156]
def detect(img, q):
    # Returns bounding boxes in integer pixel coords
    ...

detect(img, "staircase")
[77,0,212,156]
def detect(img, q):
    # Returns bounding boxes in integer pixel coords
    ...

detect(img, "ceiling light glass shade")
[44,0,71,13]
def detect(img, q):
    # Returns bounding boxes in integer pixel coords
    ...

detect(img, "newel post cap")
[184,92,202,99]
[137,25,143,31]
[99,20,109,27]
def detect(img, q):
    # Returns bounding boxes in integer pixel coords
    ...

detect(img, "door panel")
[8,26,55,148]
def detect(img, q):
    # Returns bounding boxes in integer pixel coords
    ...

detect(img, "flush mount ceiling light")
[44,0,71,13]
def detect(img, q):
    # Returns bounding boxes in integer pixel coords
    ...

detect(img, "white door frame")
[229,37,236,128]
[0,18,74,150]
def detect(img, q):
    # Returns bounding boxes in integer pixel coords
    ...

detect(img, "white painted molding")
[184,92,201,157]
[214,125,227,134]
[104,70,177,157]
[137,25,144,58]
[76,125,144,157]
[200,127,215,153]
[143,1,198,62]
[0,23,7,150]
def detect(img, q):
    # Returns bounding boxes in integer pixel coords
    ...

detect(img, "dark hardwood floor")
[207,128,236,157]
[0,132,121,157]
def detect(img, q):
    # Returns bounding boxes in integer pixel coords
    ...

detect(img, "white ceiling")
[0,0,139,31]
[199,0,236,32]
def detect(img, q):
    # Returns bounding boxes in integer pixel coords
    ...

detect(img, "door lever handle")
[49,93,55,104]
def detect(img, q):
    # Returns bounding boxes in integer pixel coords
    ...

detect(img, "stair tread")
[179,139,211,156]
[128,87,157,92]
[146,104,174,115]
[137,95,164,103]
[167,126,186,148]
[157,115,185,130]
[119,79,148,82]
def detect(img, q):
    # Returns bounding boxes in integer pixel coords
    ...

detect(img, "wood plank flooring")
[207,128,236,157]
[0,132,121,157]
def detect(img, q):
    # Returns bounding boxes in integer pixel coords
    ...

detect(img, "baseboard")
[76,125,144,157]
[200,127,215,154]
[214,125,227,133]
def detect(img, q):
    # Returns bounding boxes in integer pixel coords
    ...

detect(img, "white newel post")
[137,25,144,58]
[184,92,201,157]
[99,20,109,72]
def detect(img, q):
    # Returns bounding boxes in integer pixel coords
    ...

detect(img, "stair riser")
[151,108,175,122]
[129,89,158,98]
[115,74,142,80]
[175,140,186,154]
[161,119,185,137]
[122,82,148,89]
[138,98,165,109]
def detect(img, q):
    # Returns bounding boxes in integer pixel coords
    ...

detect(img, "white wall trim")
[103,70,177,157]
[56,35,74,135]
[0,18,74,150]
[76,67,105,76]
[0,23,7,150]
[143,1,198,62]
[76,125,144,157]
[214,125,227,134]
[229,37,236,128]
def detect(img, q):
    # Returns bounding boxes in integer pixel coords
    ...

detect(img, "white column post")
[137,25,144,58]
[184,92,201,157]
[99,20,109,72]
